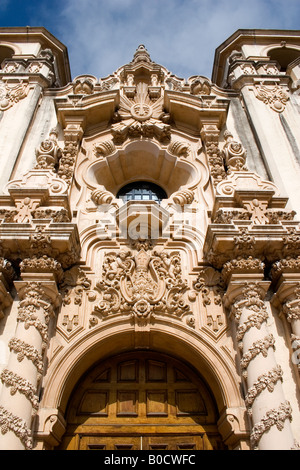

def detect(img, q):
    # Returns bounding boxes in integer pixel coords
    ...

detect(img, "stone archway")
[36,325,249,450]
[57,350,226,450]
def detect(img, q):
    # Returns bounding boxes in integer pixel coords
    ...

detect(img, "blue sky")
[1,0,300,81]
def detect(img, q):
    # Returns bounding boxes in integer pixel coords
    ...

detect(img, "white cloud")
[42,0,300,80]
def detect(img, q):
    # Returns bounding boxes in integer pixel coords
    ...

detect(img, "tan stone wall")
[0,28,299,450]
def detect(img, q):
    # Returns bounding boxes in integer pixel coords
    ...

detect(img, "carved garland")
[245,366,283,415]
[8,338,44,377]
[0,369,39,413]
[223,276,295,449]
[0,280,57,448]
[57,140,78,184]
[0,405,32,450]
[250,401,293,449]
[16,282,54,348]
[240,334,276,378]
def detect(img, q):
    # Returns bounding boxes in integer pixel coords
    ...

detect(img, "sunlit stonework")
[0,27,300,451]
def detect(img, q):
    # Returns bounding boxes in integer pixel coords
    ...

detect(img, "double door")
[59,351,225,450]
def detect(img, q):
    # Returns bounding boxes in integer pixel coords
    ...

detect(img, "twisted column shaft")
[0,271,60,450]
[225,273,295,450]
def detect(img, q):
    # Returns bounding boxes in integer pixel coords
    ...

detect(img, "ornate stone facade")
[0,27,300,450]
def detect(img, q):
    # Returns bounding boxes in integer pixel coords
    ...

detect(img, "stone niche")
[84,139,201,199]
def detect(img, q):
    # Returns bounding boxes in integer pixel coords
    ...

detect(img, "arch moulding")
[36,321,249,449]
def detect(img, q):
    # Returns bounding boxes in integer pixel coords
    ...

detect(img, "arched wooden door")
[58,351,225,450]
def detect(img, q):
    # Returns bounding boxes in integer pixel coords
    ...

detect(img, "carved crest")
[90,246,193,327]
[112,82,171,144]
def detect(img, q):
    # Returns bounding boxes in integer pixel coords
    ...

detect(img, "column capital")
[223,274,270,310]
[14,273,61,309]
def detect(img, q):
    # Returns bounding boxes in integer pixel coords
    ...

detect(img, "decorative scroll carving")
[216,171,280,197]
[61,266,91,307]
[250,401,293,449]
[57,121,84,185]
[172,189,194,206]
[91,187,114,205]
[94,139,116,158]
[112,82,171,144]
[168,140,190,158]
[0,79,29,111]
[35,129,62,170]
[200,125,226,186]
[90,246,193,327]
[253,83,289,113]
[73,77,94,95]
[189,76,211,96]
[222,131,247,173]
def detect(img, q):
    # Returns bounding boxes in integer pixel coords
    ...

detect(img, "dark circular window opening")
[117,181,167,203]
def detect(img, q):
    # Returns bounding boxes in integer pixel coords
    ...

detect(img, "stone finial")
[132,44,151,63]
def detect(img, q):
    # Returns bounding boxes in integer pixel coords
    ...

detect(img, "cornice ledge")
[0,223,81,269]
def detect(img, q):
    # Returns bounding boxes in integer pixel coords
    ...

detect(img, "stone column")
[272,261,300,378]
[0,258,62,450]
[223,259,295,450]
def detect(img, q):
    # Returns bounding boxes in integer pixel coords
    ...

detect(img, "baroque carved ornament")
[112,82,171,144]
[89,244,194,328]
[0,79,29,112]
[253,82,289,113]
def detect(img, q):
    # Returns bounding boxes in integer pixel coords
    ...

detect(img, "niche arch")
[261,43,300,72]
[84,139,203,199]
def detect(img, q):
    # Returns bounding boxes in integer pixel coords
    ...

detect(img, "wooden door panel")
[59,352,225,450]
[143,435,203,450]
[79,435,141,450]
[78,434,205,450]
